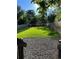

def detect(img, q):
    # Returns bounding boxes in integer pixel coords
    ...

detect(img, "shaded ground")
[23,38,59,59]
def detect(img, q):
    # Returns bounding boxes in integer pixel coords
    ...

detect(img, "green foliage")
[26,10,35,21]
[32,0,61,22]
[48,14,56,23]
[17,5,27,25]
[17,6,36,25]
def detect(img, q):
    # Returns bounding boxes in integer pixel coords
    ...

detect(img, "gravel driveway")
[23,38,59,59]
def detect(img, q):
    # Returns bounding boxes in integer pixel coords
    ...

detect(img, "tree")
[32,0,61,33]
[31,0,48,25]
[32,0,61,18]
[26,10,35,20]
[32,0,61,24]
[17,5,27,25]
[26,10,37,26]
[48,13,56,23]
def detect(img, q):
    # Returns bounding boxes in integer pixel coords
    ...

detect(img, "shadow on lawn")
[17,27,29,33]
[37,27,60,38]
[48,31,60,38]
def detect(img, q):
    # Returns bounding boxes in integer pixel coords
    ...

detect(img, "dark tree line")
[17,5,57,26]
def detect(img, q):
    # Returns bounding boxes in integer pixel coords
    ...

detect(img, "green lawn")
[17,27,59,39]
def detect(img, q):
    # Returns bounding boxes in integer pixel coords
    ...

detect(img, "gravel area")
[22,38,59,59]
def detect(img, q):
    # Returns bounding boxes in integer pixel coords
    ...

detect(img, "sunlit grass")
[17,27,59,39]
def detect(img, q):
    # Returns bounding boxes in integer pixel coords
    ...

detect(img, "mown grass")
[17,27,59,39]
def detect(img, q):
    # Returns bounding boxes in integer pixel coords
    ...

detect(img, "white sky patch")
[33,4,39,15]
[47,7,55,15]
[34,4,39,9]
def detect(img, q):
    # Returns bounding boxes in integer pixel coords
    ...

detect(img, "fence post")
[17,38,27,59]
[57,40,61,59]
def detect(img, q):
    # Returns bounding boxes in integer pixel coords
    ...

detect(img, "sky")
[17,0,55,15]
[17,0,39,12]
